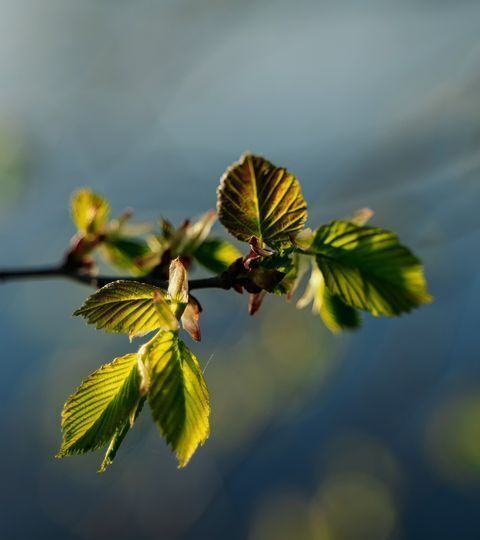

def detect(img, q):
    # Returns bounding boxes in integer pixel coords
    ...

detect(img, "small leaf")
[217,154,307,248]
[71,189,110,235]
[193,238,242,274]
[259,252,296,296]
[178,211,216,256]
[281,253,310,299]
[102,237,150,274]
[57,353,142,458]
[145,332,210,467]
[248,266,286,292]
[296,261,325,311]
[74,281,177,338]
[312,220,433,316]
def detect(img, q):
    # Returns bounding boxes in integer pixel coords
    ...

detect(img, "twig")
[0,265,233,291]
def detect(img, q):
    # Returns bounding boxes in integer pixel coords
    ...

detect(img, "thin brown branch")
[0,265,233,291]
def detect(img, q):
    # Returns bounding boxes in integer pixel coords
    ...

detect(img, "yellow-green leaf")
[71,189,110,235]
[193,238,242,274]
[98,397,145,473]
[74,280,178,338]
[217,154,307,248]
[312,220,433,316]
[57,353,142,459]
[145,332,210,467]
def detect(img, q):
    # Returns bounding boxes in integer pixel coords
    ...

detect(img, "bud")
[181,296,202,342]
[168,257,189,304]
[349,207,374,226]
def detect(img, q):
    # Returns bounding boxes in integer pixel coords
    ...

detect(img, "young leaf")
[98,397,145,473]
[71,189,110,235]
[193,238,242,274]
[217,154,307,248]
[177,211,217,256]
[145,331,210,467]
[311,220,433,316]
[57,353,143,459]
[74,280,178,338]
[296,261,325,311]
[101,237,150,274]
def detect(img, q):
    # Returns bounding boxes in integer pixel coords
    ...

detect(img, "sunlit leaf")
[74,281,178,338]
[311,220,433,316]
[217,154,307,248]
[145,332,210,467]
[57,353,143,459]
[194,238,242,274]
[98,397,145,473]
[71,189,110,235]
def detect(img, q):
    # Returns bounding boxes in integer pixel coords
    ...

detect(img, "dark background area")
[0,1,479,539]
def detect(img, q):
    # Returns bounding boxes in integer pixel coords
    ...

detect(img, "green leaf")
[296,260,361,332]
[57,353,143,459]
[102,237,150,274]
[217,154,307,248]
[74,280,178,338]
[145,332,210,467]
[193,238,242,274]
[320,289,362,333]
[311,220,433,316]
[259,251,309,296]
[71,189,110,235]
[98,397,145,473]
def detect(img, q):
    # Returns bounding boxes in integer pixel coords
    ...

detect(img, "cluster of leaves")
[58,153,432,471]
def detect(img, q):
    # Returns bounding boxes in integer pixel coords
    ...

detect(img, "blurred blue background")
[0,1,479,538]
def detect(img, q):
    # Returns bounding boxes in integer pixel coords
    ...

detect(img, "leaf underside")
[146,331,210,467]
[313,220,433,316]
[98,397,146,473]
[217,153,307,248]
[58,353,142,459]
